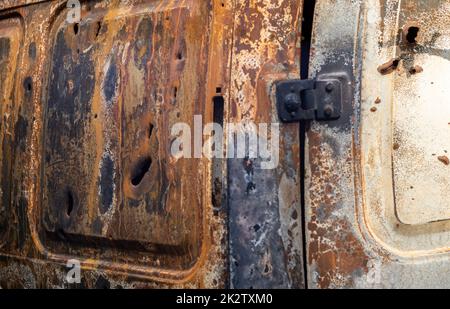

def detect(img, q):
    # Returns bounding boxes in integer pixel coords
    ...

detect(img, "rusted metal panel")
[228,0,304,289]
[0,1,47,11]
[0,0,233,288]
[0,15,23,248]
[43,0,206,271]
[0,0,306,289]
[307,0,450,289]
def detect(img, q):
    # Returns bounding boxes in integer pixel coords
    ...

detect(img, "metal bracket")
[276,73,348,123]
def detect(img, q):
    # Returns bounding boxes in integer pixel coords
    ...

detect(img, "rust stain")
[307,131,369,289]
[409,65,423,74]
[438,156,449,166]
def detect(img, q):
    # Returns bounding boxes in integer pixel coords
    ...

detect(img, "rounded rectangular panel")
[361,0,450,254]
[0,15,23,244]
[41,0,210,273]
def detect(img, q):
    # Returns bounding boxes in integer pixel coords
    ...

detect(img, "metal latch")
[275,73,348,123]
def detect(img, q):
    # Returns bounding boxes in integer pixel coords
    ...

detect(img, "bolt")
[325,83,334,92]
[284,92,301,114]
[324,104,334,118]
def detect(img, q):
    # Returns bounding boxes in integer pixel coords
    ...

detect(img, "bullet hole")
[409,65,423,75]
[173,87,178,99]
[370,107,377,112]
[246,182,256,194]
[94,114,98,119]
[66,190,74,217]
[375,97,381,104]
[405,25,419,44]
[253,224,261,232]
[393,143,400,151]
[378,58,400,75]
[23,77,33,94]
[73,23,79,35]
[131,157,152,186]
[148,123,154,139]
[95,21,102,38]
[176,52,183,60]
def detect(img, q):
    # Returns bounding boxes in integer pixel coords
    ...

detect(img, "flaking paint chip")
[438,156,450,166]
[409,65,423,75]
[378,58,400,75]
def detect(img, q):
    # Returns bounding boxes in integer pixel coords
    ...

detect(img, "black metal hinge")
[276,73,348,123]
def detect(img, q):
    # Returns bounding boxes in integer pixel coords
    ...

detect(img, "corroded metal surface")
[307,0,450,288]
[0,0,305,289]
[0,15,22,248]
[0,0,232,288]
[0,0,46,11]
[228,0,304,288]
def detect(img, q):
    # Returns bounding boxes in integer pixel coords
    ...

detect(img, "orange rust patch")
[307,131,369,288]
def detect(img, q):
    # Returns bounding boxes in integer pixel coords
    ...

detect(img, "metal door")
[0,0,305,289]
[0,0,227,288]
[306,0,450,288]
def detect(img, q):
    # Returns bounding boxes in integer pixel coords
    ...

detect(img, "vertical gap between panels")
[300,0,317,290]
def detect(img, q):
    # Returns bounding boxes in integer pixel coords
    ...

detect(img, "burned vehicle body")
[0,0,449,289]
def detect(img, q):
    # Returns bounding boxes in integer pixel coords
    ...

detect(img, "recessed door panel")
[391,1,450,225]
[42,1,207,271]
